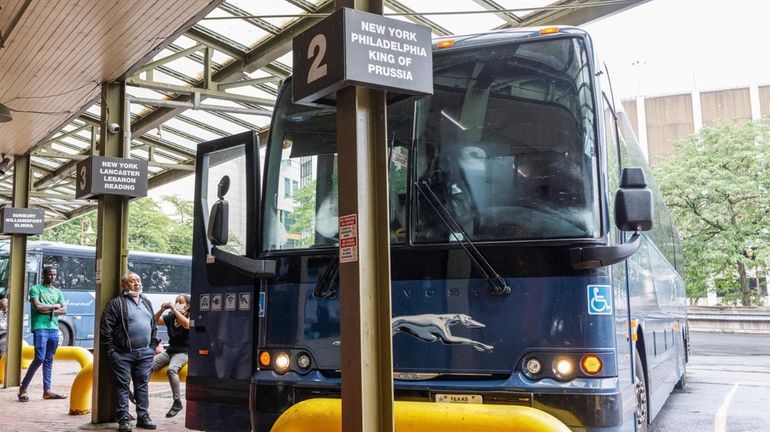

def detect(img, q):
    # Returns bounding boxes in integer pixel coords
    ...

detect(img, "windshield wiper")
[314,258,339,299]
[415,180,510,296]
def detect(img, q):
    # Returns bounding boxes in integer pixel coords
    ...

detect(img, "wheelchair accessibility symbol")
[587,285,612,315]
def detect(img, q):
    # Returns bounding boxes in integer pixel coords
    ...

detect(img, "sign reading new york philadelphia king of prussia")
[293,7,433,104]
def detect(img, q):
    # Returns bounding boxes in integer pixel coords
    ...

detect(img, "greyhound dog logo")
[392,313,494,352]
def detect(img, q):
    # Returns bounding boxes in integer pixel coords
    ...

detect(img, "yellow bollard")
[68,361,188,415]
[270,398,572,432]
[1,343,91,384]
[69,360,93,415]
[54,345,93,368]
[150,362,188,382]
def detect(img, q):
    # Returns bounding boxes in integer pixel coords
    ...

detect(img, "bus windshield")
[264,35,599,251]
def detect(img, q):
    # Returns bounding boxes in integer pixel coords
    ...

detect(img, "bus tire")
[58,322,72,347]
[634,351,649,432]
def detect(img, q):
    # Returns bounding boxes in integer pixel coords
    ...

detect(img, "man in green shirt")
[17,266,67,402]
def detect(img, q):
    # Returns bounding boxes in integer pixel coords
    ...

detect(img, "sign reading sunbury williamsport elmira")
[75,156,148,200]
[293,7,433,104]
[0,207,44,235]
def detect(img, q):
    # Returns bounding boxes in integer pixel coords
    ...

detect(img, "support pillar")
[2,155,31,387]
[91,82,131,424]
[335,1,394,431]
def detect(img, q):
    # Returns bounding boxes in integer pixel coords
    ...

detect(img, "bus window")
[129,260,192,294]
[43,254,95,291]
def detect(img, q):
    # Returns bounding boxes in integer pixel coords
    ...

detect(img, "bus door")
[186,131,274,431]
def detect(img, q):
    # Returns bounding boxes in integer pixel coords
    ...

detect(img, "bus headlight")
[553,356,577,380]
[297,352,312,370]
[274,352,291,374]
[524,357,543,376]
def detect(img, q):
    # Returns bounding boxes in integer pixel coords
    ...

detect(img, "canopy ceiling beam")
[385,0,451,36]
[471,0,522,25]
[130,3,331,136]
[507,0,651,28]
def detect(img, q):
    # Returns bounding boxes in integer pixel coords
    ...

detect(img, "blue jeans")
[110,347,154,422]
[21,328,59,391]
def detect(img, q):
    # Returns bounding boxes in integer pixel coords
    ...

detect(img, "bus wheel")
[634,352,649,432]
[58,322,72,347]
[675,364,687,389]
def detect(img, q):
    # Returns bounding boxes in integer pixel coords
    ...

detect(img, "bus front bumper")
[251,378,624,431]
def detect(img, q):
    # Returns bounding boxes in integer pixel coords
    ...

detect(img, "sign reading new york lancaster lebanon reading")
[293,7,433,104]
[0,207,44,235]
[76,156,148,200]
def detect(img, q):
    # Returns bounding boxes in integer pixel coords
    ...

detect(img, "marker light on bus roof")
[539,27,560,35]
[436,39,455,49]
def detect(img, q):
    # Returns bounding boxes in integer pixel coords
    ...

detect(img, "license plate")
[435,394,482,404]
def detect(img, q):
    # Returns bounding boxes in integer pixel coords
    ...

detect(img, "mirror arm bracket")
[211,246,276,278]
[569,231,641,270]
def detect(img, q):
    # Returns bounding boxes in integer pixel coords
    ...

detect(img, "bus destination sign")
[0,207,44,235]
[293,7,432,104]
[76,156,148,199]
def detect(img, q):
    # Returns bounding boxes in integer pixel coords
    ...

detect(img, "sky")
[152,0,770,202]
[584,0,770,99]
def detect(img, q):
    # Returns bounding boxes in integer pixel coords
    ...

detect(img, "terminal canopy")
[0,0,647,227]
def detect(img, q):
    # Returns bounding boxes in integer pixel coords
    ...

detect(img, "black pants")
[111,347,154,421]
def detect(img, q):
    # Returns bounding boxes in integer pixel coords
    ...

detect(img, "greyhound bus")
[0,241,191,348]
[186,26,687,432]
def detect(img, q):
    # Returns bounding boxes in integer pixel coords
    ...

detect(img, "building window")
[283,177,291,197]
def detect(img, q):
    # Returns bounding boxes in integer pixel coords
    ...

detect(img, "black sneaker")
[166,399,183,418]
[136,414,157,430]
[118,418,133,432]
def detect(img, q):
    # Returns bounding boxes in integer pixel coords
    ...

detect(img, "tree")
[162,195,194,255]
[287,180,317,248]
[653,120,770,306]
[37,196,195,255]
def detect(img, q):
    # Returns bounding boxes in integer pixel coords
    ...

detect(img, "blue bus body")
[0,241,192,348]
[186,27,686,432]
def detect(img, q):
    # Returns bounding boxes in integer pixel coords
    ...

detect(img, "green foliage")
[653,120,770,305]
[37,196,195,256]
[287,180,317,247]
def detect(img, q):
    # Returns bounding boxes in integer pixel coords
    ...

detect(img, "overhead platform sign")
[1,207,44,235]
[293,7,433,104]
[76,156,148,199]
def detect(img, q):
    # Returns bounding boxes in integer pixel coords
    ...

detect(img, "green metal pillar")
[334,1,395,431]
[91,82,131,424]
[2,155,31,388]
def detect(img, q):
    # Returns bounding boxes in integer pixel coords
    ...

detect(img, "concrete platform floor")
[1,360,192,431]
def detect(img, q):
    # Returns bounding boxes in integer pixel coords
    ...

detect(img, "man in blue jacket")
[100,272,158,432]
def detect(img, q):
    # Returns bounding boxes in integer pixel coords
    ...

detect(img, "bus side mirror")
[207,200,229,246]
[614,168,653,232]
[207,175,230,246]
[569,167,654,270]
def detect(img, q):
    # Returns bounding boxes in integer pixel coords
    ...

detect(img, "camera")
[0,155,13,175]
[108,123,121,134]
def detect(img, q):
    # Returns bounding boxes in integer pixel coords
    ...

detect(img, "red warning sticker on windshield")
[339,214,358,263]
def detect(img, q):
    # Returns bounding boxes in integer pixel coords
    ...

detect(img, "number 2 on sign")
[307,33,327,84]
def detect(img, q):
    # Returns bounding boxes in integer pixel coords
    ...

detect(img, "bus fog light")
[553,357,576,380]
[525,357,542,375]
[297,353,312,369]
[274,352,291,374]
